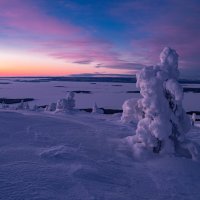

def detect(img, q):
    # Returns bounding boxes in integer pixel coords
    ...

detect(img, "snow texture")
[0,110,200,200]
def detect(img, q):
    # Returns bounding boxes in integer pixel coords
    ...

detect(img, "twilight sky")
[0,0,199,77]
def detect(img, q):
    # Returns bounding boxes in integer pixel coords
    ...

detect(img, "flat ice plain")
[0,77,200,111]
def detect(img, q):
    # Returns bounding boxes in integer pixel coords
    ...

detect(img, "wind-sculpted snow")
[0,110,200,199]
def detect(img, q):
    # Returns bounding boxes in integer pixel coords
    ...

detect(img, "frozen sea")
[0,77,200,112]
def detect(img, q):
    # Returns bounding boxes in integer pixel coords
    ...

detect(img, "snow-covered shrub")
[1,101,8,109]
[191,113,196,126]
[92,102,103,114]
[24,102,30,110]
[133,47,196,158]
[56,92,75,112]
[121,98,143,123]
[45,103,56,112]
[16,100,29,110]
[16,100,25,110]
[66,91,75,110]
[56,99,68,111]
[32,104,39,111]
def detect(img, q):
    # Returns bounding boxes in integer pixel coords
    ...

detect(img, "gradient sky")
[0,0,199,77]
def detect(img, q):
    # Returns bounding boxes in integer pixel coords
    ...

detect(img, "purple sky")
[0,0,199,77]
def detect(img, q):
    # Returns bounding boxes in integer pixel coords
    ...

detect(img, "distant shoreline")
[1,76,200,84]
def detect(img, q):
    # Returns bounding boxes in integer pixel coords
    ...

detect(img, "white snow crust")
[0,110,200,199]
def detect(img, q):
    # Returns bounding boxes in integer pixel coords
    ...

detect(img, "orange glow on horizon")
[0,50,133,76]
[0,50,94,76]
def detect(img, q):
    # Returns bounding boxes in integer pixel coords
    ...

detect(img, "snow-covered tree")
[56,99,67,111]
[16,100,29,110]
[121,98,143,123]
[45,102,56,112]
[133,47,196,157]
[56,92,75,112]
[66,91,75,110]
[92,102,103,114]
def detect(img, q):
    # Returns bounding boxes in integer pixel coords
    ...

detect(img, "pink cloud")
[36,38,120,64]
[128,1,200,70]
[108,0,200,74]
[0,0,80,36]
[131,22,200,68]
[0,0,125,70]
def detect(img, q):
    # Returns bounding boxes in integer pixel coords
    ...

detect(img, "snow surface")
[0,110,200,200]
